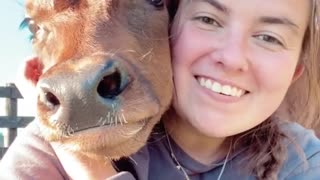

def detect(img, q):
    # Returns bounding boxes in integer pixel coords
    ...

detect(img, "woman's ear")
[292,64,304,83]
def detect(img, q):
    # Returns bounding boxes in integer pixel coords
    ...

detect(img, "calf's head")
[23,0,173,158]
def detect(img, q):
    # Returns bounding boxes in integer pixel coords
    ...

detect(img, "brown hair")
[229,0,320,178]
[168,0,320,179]
[286,0,320,130]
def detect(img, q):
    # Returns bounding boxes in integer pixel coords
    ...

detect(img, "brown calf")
[23,0,173,160]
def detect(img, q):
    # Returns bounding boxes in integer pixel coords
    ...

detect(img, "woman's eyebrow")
[202,0,229,14]
[259,16,300,34]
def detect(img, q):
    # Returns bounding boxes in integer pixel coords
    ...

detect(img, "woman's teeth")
[197,77,246,97]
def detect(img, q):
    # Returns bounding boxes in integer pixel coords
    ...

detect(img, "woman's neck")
[163,110,230,165]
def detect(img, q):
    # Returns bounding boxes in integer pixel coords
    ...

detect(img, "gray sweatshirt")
[0,120,319,180]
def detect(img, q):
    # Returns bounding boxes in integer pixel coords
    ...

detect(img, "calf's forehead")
[25,0,170,65]
[25,0,168,18]
[25,0,169,38]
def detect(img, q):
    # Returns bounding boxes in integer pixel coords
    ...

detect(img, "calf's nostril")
[45,92,60,107]
[39,90,61,111]
[97,70,123,99]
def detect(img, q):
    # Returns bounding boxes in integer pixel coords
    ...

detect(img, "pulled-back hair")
[168,0,320,179]
[286,0,320,130]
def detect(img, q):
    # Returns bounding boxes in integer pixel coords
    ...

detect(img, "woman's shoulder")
[0,120,68,180]
[281,121,320,155]
[279,121,320,179]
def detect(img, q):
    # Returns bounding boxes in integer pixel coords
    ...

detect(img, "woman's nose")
[210,32,249,72]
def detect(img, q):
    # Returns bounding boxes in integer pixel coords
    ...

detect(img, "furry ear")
[54,0,81,11]
[24,57,44,86]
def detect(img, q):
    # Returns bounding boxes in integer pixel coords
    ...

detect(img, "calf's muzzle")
[37,56,131,133]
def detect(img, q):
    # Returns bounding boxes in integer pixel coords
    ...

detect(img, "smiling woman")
[165,0,320,179]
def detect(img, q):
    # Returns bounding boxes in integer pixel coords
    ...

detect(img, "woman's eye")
[255,34,284,46]
[194,16,221,27]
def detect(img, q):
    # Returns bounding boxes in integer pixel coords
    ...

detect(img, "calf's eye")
[20,18,40,35]
[20,17,40,40]
[148,0,164,9]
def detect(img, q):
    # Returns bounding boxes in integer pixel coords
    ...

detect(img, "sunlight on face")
[171,0,310,137]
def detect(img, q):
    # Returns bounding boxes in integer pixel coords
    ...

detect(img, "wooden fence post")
[0,83,35,159]
[4,83,18,147]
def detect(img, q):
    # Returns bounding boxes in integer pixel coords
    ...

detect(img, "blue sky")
[0,0,35,116]
[0,0,32,85]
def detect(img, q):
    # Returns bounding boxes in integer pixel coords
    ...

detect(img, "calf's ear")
[24,57,44,86]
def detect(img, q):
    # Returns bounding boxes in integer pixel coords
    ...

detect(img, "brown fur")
[24,0,173,159]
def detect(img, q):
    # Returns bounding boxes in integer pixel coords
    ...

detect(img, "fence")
[0,83,34,159]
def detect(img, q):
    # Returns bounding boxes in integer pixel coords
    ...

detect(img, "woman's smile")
[196,76,247,97]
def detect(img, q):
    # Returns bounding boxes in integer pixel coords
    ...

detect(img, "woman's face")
[171,0,310,137]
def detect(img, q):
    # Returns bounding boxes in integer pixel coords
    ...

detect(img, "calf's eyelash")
[19,18,34,41]
[19,17,31,30]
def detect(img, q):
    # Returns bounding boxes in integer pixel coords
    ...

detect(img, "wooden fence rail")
[0,83,34,159]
